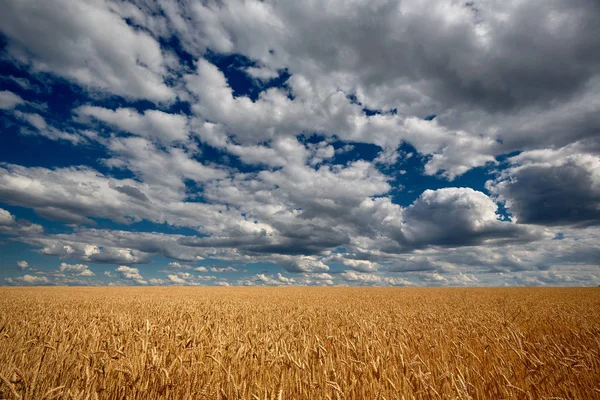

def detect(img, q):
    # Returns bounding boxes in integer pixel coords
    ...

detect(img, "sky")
[0,0,599,287]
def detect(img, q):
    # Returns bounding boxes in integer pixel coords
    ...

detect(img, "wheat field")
[0,287,599,399]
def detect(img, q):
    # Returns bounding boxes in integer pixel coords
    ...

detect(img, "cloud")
[115,266,147,285]
[238,0,597,113]
[182,58,502,178]
[17,261,29,269]
[11,274,49,285]
[165,272,217,285]
[0,206,43,236]
[3,185,548,275]
[167,262,192,270]
[34,240,151,265]
[17,260,29,270]
[12,111,83,144]
[369,226,600,283]
[13,111,84,144]
[299,273,335,286]
[245,66,280,81]
[177,155,397,258]
[418,272,479,286]
[508,266,600,287]
[0,207,15,225]
[5,262,100,286]
[399,188,549,248]
[104,136,228,191]
[330,257,380,272]
[0,164,145,225]
[0,0,174,101]
[3,76,44,93]
[75,106,189,143]
[487,143,600,226]
[209,266,241,273]
[20,228,208,265]
[4,0,599,174]
[273,256,330,273]
[163,0,600,175]
[59,262,95,276]
[15,111,46,130]
[240,273,297,286]
[110,184,150,203]
[339,271,412,287]
[0,90,24,109]
[185,59,411,153]
[0,162,226,230]
[167,274,186,284]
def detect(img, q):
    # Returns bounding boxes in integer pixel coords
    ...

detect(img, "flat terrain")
[0,287,599,399]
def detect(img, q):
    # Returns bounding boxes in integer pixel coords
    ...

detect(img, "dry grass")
[0,287,599,399]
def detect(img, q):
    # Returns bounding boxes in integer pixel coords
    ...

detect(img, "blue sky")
[1,0,599,287]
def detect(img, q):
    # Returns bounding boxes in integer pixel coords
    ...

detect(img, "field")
[0,288,599,399]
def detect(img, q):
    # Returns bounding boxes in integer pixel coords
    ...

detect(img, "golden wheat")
[0,287,599,399]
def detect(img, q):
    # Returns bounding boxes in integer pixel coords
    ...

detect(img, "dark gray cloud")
[495,164,600,226]
[387,257,439,273]
[399,188,548,248]
[111,185,150,203]
[488,146,600,227]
